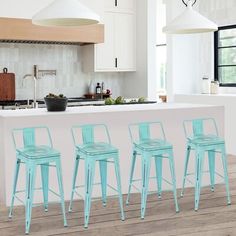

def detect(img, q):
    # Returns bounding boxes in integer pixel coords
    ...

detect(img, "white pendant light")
[163,0,218,34]
[32,0,100,27]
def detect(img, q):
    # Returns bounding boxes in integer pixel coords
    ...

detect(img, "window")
[156,0,166,95]
[214,25,236,86]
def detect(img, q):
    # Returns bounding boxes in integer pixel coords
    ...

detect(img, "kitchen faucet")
[23,65,56,108]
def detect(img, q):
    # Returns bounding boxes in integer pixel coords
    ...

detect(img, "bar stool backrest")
[129,122,166,144]
[71,124,111,146]
[12,126,53,150]
[23,128,36,147]
[183,118,219,139]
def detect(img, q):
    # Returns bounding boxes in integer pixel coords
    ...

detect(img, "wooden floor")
[1,156,236,236]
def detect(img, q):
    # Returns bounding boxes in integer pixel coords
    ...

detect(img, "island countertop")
[0,102,219,117]
[0,103,225,206]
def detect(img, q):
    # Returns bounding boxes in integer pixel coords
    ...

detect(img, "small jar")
[202,77,210,94]
[210,81,219,94]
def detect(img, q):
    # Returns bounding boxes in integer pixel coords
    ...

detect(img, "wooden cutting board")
[0,68,15,101]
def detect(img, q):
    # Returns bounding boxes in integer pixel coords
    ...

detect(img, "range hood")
[0,17,104,45]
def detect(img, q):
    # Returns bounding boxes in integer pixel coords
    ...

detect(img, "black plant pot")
[44,97,68,111]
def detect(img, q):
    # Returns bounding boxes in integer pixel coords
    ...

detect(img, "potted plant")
[44,93,68,111]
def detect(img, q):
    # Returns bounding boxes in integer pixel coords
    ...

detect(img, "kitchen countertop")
[0,102,217,117]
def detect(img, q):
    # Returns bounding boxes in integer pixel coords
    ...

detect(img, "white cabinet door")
[116,0,135,12]
[115,13,136,71]
[95,12,136,71]
[104,0,135,12]
[104,0,116,10]
[82,0,136,72]
[95,12,115,71]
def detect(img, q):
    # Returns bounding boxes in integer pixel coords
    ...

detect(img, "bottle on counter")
[202,77,210,94]
[210,81,219,94]
[96,82,101,94]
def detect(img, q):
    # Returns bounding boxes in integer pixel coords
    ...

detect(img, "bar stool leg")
[69,156,80,212]
[221,146,231,205]
[55,159,68,227]
[208,150,215,192]
[84,159,96,228]
[9,159,21,218]
[168,150,179,213]
[141,155,151,219]
[126,151,137,205]
[41,164,49,212]
[194,151,204,211]
[114,156,125,221]
[154,157,163,199]
[181,146,191,197]
[25,164,37,234]
[99,160,107,206]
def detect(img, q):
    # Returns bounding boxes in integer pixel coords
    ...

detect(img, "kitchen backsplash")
[0,43,124,99]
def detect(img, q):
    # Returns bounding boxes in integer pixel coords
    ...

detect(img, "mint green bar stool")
[9,126,67,234]
[68,124,125,228]
[126,122,179,219]
[181,118,231,211]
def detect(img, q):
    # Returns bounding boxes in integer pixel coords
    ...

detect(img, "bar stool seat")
[77,142,118,155]
[17,145,60,159]
[9,127,67,234]
[188,135,224,146]
[134,139,172,151]
[181,118,231,211]
[69,124,125,228]
[126,122,179,219]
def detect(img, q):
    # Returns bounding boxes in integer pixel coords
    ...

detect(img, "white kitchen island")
[0,103,225,206]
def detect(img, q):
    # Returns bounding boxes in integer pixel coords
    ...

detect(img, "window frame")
[214,24,236,87]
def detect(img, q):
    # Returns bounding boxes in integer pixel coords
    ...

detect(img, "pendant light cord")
[182,0,197,7]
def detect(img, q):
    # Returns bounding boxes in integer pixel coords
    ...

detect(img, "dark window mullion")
[215,25,236,86]
[218,64,236,67]
[214,30,219,82]
[218,45,236,49]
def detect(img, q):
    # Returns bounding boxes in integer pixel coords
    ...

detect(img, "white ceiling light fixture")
[163,0,218,34]
[32,0,100,27]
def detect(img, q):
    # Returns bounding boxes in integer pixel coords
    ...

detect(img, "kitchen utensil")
[0,68,15,101]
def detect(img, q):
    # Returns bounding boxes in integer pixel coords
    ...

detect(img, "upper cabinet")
[82,0,136,72]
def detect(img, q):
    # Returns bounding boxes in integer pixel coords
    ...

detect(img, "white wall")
[122,0,148,99]
[122,0,157,100]
[0,0,54,18]
[198,0,236,93]
[167,0,236,98]
[0,0,125,99]
[0,43,124,99]
[0,0,102,19]
[0,0,159,100]
[165,0,209,100]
